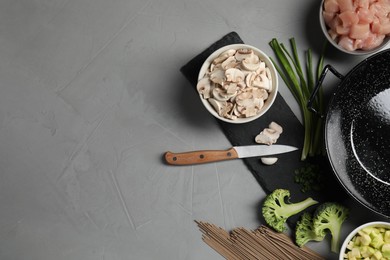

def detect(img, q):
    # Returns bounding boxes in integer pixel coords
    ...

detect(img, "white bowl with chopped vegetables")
[196,44,278,124]
[339,221,390,260]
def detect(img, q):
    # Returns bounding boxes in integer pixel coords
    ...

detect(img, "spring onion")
[294,163,324,193]
[269,38,326,161]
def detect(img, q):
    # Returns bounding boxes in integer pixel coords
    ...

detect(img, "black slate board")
[180,32,347,219]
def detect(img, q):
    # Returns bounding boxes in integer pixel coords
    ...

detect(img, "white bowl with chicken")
[320,0,390,55]
[196,44,278,124]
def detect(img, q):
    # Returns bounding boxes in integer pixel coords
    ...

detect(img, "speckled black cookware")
[311,49,390,218]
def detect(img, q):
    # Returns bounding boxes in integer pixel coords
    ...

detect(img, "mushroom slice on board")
[269,121,283,134]
[255,128,281,145]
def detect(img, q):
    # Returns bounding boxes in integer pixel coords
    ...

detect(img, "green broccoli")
[313,202,349,253]
[295,212,326,247]
[261,189,318,232]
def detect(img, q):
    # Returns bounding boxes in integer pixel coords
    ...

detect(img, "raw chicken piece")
[339,10,359,27]
[323,11,336,25]
[328,29,339,40]
[324,0,340,12]
[372,19,390,35]
[356,0,370,9]
[370,0,390,17]
[350,23,370,39]
[339,0,355,11]
[336,24,350,35]
[357,7,374,24]
[361,33,385,50]
[353,38,365,49]
[338,35,356,51]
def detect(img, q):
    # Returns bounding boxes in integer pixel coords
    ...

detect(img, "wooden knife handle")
[164,148,239,165]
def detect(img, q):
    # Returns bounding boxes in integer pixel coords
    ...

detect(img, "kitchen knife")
[164,144,298,165]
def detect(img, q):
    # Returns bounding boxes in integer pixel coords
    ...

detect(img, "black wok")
[309,49,390,218]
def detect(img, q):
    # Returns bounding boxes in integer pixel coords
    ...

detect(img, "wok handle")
[307,64,345,117]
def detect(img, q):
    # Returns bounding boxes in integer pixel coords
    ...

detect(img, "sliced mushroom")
[212,87,234,101]
[221,56,238,70]
[235,48,254,61]
[264,128,281,142]
[255,128,280,145]
[252,77,264,88]
[252,74,271,91]
[265,67,272,80]
[235,92,253,107]
[210,62,222,72]
[208,98,227,116]
[242,60,261,71]
[252,88,269,100]
[245,71,257,88]
[225,68,245,83]
[225,82,238,95]
[269,121,283,134]
[255,131,274,145]
[265,67,273,92]
[210,69,225,85]
[260,74,271,91]
[237,80,246,89]
[212,49,236,64]
[225,103,238,120]
[196,78,212,99]
[221,102,234,117]
[242,55,261,71]
[244,106,259,117]
[255,62,266,74]
[225,113,237,120]
[254,97,264,110]
[233,104,244,117]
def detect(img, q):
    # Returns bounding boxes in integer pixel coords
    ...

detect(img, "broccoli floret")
[313,202,349,253]
[261,189,318,232]
[295,212,326,247]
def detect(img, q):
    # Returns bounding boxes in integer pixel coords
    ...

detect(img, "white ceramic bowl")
[339,221,390,260]
[319,0,390,55]
[197,44,278,124]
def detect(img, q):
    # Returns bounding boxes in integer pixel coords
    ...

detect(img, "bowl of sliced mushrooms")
[197,44,278,124]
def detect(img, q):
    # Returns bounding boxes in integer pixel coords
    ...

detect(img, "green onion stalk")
[269,38,326,161]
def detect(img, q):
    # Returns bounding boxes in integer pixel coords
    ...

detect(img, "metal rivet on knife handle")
[164,148,239,165]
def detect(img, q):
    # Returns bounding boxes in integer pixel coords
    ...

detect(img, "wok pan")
[308,49,390,218]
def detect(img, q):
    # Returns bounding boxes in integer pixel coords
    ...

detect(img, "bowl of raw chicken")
[320,0,390,55]
[196,44,278,124]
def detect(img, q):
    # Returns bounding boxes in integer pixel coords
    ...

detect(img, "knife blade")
[164,144,298,165]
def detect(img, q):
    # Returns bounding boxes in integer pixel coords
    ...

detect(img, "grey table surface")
[0,0,388,259]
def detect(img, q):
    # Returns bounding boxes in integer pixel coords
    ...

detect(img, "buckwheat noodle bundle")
[196,221,325,260]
